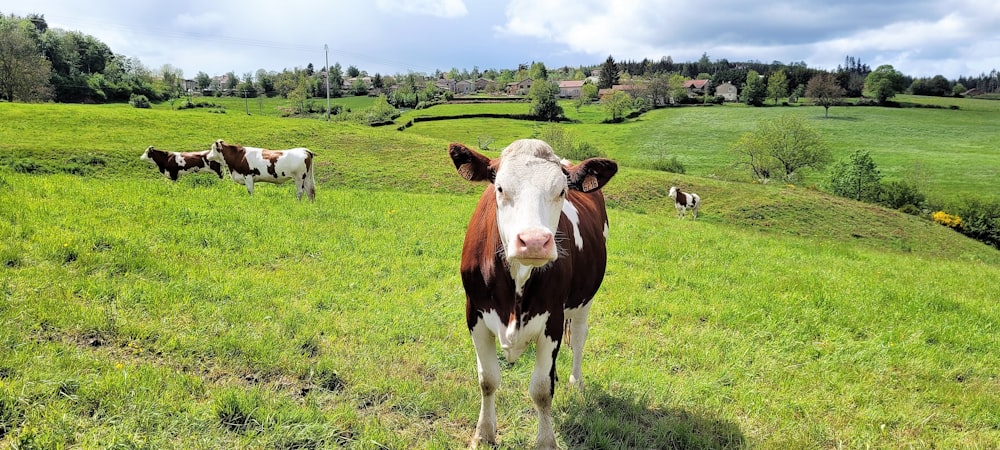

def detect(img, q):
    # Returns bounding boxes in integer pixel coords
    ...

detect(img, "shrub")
[652,155,687,174]
[953,197,1000,249]
[931,211,962,228]
[561,142,605,161]
[879,179,925,210]
[129,94,151,108]
[11,159,47,174]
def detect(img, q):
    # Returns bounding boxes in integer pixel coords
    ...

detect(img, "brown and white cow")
[206,139,316,201]
[140,146,223,181]
[449,139,617,449]
[669,186,701,220]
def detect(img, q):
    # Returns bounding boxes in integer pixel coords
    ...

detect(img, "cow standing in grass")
[669,186,701,220]
[206,139,316,201]
[449,139,617,449]
[140,146,223,181]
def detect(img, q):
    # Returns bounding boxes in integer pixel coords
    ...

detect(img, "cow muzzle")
[510,228,556,266]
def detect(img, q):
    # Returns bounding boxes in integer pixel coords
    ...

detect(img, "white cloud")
[375,0,468,18]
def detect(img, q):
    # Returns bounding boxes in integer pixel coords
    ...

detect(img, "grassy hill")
[1,101,998,448]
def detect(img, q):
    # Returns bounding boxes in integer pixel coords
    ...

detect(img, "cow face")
[140,146,155,162]
[450,139,617,269]
[205,140,226,164]
[492,139,567,267]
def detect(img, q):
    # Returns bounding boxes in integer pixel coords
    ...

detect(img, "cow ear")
[449,142,495,183]
[566,158,618,193]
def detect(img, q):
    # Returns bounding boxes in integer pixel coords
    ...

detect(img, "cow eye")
[559,189,566,197]
[496,185,503,194]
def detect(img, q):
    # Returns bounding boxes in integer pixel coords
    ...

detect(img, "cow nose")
[516,229,554,259]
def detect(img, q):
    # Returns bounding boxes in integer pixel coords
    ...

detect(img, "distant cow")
[206,139,316,201]
[449,139,617,449]
[140,146,223,181]
[669,186,701,220]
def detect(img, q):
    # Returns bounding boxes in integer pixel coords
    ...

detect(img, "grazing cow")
[206,139,316,201]
[449,139,617,449]
[669,186,701,220]
[140,146,223,181]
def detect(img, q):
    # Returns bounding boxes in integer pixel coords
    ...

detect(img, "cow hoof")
[469,435,497,449]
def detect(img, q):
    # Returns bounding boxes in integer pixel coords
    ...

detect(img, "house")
[475,77,495,92]
[342,77,373,91]
[599,82,645,99]
[683,79,710,97]
[558,80,585,98]
[506,78,533,95]
[715,82,738,101]
[435,78,456,92]
[455,80,474,95]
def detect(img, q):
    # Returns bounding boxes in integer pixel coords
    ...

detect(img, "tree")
[528,80,563,121]
[346,65,360,77]
[0,19,54,101]
[731,115,831,183]
[826,150,882,202]
[645,73,669,106]
[598,55,619,89]
[195,71,212,90]
[864,64,905,104]
[529,61,548,81]
[581,82,598,102]
[805,72,846,118]
[765,115,831,180]
[740,70,766,106]
[733,115,831,183]
[601,89,632,122]
[668,73,687,105]
[766,69,788,105]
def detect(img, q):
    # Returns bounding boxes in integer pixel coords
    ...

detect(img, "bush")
[879,179,925,210]
[652,155,686,174]
[561,142,605,161]
[11,159,47,174]
[953,197,1000,249]
[129,94,151,108]
[932,211,962,228]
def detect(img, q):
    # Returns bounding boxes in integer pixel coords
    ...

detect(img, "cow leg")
[530,332,560,450]
[245,178,255,195]
[565,302,591,389]
[295,175,305,201]
[470,321,500,446]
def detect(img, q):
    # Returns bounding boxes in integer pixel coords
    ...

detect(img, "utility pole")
[325,44,331,122]
[243,90,250,115]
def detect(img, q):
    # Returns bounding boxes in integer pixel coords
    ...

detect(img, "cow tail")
[305,150,317,201]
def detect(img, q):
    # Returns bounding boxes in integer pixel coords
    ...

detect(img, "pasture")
[1,100,998,448]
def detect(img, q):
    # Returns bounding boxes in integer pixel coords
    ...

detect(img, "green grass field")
[1,99,998,448]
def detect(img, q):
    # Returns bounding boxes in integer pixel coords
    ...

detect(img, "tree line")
[3,11,1000,105]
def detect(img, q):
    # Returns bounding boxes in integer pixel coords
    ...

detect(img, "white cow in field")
[206,139,316,201]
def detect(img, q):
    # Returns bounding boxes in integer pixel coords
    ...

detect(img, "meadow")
[1,98,998,449]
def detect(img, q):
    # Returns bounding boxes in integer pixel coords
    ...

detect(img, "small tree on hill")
[805,72,846,118]
[826,150,882,202]
[732,115,831,183]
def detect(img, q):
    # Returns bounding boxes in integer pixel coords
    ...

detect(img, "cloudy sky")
[5,0,1000,80]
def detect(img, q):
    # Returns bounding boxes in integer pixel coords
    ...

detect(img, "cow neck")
[149,149,169,166]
